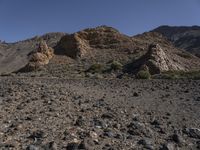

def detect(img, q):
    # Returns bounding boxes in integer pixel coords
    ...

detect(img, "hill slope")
[0,33,65,74]
[153,25,200,55]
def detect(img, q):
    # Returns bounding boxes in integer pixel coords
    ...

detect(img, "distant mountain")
[153,25,200,56]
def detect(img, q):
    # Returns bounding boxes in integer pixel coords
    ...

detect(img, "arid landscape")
[1,25,200,149]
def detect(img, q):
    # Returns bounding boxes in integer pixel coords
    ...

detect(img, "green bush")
[110,61,123,70]
[87,63,104,73]
[136,70,151,79]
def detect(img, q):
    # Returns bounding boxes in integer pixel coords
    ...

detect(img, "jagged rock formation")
[55,33,90,58]
[127,43,199,74]
[142,44,186,74]
[153,25,200,55]
[55,26,135,58]
[18,41,54,72]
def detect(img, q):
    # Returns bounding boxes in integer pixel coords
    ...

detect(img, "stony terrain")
[0,77,200,150]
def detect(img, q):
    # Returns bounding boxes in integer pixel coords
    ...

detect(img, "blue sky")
[0,0,200,42]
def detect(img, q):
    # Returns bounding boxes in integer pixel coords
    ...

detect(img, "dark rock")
[66,142,79,150]
[114,133,123,139]
[78,138,95,149]
[172,133,185,145]
[138,138,154,150]
[28,130,44,142]
[185,128,200,139]
[102,143,115,150]
[104,129,115,138]
[151,119,161,126]
[26,145,41,150]
[0,143,15,149]
[197,141,200,149]
[92,118,107,129]
[133,92,139,97]
[43,141,57,150]
[160,143,175,150]
[75,116,85,126]
[127,121,153,137]
[101,113,114,119]
[93,99,106,108]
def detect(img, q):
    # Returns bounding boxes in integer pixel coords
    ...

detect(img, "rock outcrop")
[55,26,135,58]
[144,44,186,74]
[0,32,64,74]
[19,41,54,72]
[55,33,90,58]
[130,44,190,74]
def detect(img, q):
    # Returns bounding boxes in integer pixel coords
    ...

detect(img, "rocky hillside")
[1,26,200,77]
[55,26,135,59]
[18,41,54,72]
[153,25,200,55]
[0,32,65,74]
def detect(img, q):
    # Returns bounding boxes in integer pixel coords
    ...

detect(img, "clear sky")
[0,0,200,42]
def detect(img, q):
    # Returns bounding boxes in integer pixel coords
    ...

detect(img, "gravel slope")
[0,78,200,149]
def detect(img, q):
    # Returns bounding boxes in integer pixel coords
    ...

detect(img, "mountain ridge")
[0,25,200,77]
[153,25,200,55]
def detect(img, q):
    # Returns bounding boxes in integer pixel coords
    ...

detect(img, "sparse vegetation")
[136,70,151,79]
[153,70,200,80]
[87,63,104,73]
[110,61,123,70]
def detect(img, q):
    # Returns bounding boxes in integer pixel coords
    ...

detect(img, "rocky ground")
[0,77,200,150]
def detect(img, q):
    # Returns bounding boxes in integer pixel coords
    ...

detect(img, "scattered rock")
[185,128,200,139]
[161,143,176,150]
[138,138,154,150]
[78,138,95,149]
[43,141,57,150]
[26,145,41,150]
[151,119,161,126]
[101,113,114,119]
[133,92,139,97]
[171,133,185,145]
[127,121,153,137]
[197,141,200,149]
[104,129,115,138]
[92,118,107,129]
[28,130,44,142]
[75,116,85,126]
[66,142,79,150]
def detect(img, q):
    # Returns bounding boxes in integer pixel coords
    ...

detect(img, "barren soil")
[0,78,200,149]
